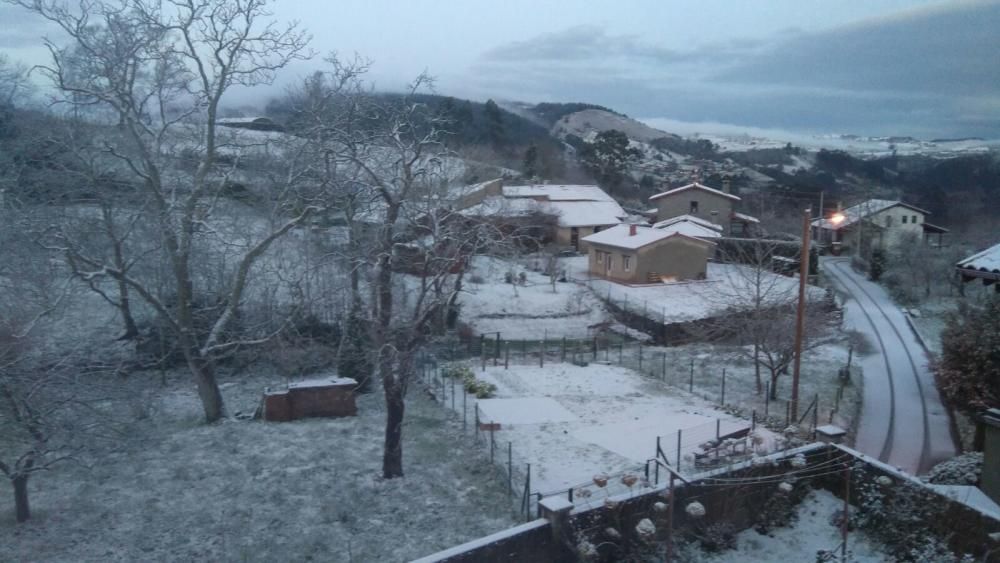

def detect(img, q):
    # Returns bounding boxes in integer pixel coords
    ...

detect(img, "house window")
[885,215,893,227]
[622,255,632,272]
[690,200,699,214]
[902,215,908,224]
[912,215,918,223]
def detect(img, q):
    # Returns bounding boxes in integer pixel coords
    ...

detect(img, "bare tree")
[10,0,313,422]
[0,202,126,523]
[704,238,832,397]
[295,61,510,477]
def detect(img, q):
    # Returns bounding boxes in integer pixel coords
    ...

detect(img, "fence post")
[676,429,682,468]
[561,337,566,362]
[505,340,510,369]
[765,380,771,417]
[662,353,667,381]
[495,332,501,364]
[523,463,532,522]
[481,343,486,372]
[592,336,597,361]
[721,368,727,406]
[813,394,819,439]
[508,442,513,495]
[490,424,495,463]
[540,336,545,367]
[715,418,721,441]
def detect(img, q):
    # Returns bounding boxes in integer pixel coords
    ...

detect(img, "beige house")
[812,199,948,252]
[648,181,757,236]
[581,224,715,284]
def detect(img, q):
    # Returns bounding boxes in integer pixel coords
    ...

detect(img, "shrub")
[338,306,373,393]
[441,364,496,398]
[868,248,886,281]
[923,452,983,486]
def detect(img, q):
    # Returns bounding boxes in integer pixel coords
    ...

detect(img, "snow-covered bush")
[685,501,706,518]
[850,466,974,561]
[923,452,983,486]
[635,518,656,542]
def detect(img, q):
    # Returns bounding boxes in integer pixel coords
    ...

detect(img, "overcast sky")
[2,0,998,139]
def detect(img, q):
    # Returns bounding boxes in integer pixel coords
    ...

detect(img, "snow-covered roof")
[654,221,723,239]
[812,199,930,229]
[502,184,616,203]
[582,224,715,250]
[649,182,741,202]
[217,116,272,124]
[461,196,625,228]
[957,242,1000,274]
[653,214,724,232]
[732,211,760,224]
[550,201,626,227]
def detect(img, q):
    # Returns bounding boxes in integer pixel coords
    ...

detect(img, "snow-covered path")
[822,257,956,475]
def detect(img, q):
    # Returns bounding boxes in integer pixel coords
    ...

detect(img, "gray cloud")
[715,0,1000,97]
[0,6,56,48]
[469,1,1000,138]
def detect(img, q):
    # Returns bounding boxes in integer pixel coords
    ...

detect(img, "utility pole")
[663,463,691,563]
[791,207,812,421]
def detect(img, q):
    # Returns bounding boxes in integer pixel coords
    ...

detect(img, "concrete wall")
[655,190,734,226]
[418,444,1000,563]
[984,422,1000,506]
[587,237,711,283]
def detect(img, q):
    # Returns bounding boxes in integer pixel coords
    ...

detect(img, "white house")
[812,199,948,252]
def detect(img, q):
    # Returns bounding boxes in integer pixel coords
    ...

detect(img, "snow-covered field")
[566,257,824,326]
[685,489,890,562]
[1,371,516,563]
[438,363,775,496]
[458,256,610,339]
[619,341,861,434]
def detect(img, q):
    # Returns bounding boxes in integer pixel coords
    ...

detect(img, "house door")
[570,227,579,249]
[605,253,612,276]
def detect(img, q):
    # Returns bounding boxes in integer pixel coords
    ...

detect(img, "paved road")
[822,257,956,475]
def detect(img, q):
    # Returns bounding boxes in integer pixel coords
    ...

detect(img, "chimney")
[629,224,637,236]
[723,177,731,194]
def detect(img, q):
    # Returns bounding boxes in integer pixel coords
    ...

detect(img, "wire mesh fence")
[416,326,844,521]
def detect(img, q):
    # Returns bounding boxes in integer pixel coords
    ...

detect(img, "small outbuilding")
[581,223,715,284]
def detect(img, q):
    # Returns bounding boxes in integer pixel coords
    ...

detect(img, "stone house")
[648,181,758,236]
[581,224,715,284]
